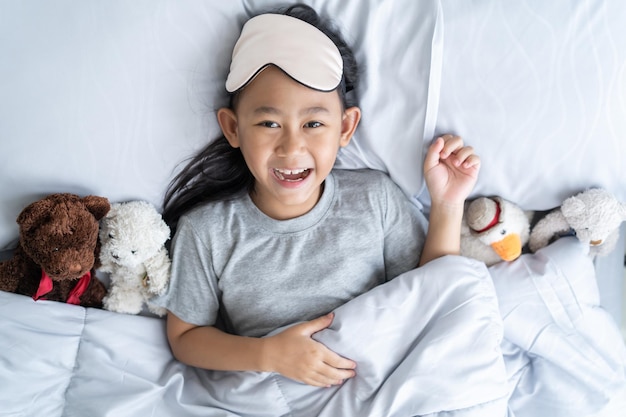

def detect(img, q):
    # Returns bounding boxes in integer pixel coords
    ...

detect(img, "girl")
[153,4,502,415]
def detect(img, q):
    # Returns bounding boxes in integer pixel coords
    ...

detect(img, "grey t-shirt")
[153,169,427,337]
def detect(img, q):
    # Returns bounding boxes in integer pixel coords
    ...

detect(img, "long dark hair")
[162,4,360,233]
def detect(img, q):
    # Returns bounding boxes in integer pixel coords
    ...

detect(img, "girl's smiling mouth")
[273,168,312,182]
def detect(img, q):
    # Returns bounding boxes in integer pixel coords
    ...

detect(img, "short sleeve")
[381,177,428,279]
[150,215,220,327]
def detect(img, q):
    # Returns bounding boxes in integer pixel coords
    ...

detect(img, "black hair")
[162,4,360,233]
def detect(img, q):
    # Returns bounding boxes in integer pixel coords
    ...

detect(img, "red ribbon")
[33,271,53,301]
[33,270,92,305]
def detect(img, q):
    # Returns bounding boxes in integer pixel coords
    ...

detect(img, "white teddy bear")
[529,188,626,257]
[99,200,171,316]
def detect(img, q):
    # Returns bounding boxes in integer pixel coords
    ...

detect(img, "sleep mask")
[225,13,344,93]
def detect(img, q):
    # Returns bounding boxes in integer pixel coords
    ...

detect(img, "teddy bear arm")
[103,284,144,314]
[143,250,171,295]
[0,258,25,293]
[146,301,167,317]
[1,247,44,296]
[529,210,571,252]
[105,266,135,286]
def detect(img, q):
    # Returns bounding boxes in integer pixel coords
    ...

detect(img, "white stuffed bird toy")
[98,201,171,316]
[461,196,532,266]
[529,188,626,257]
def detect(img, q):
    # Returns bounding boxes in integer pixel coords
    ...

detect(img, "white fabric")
[426,0,626,211]
[490,238,626,417]
[225,13,343,92]
[0,257,509,417]
[2,240,625,416]
[310,256,508,416]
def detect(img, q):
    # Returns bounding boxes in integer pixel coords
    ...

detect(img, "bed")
[1,1,625,416]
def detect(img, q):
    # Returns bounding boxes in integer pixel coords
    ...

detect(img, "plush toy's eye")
[108,233,115,239]
[131,250,137,255]
[500,229,507,235]
[53,247,59,252]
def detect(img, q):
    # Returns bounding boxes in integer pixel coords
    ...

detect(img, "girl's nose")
[276,129,305,156]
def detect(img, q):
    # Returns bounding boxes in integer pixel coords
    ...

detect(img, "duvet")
[0,238,624,417]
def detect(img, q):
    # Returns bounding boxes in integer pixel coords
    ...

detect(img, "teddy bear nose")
[68,263,83,274]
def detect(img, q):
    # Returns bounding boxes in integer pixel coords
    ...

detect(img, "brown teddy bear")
[0,193,110,308]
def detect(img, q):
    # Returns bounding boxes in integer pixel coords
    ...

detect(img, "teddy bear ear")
[82,196,111,220]
[105,202,122,218]
[562,195,585,216]
[16,198,54,231]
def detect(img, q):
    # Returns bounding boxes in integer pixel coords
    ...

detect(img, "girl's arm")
[166,311,356,387]
[419,135,480,265]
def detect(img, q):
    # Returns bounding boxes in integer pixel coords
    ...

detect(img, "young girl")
[153,4,503,415]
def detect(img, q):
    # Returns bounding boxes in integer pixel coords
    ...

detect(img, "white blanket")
[491,238,626,417]
[1,239,624,416]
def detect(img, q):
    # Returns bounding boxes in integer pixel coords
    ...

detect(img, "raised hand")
[423,134,481,207]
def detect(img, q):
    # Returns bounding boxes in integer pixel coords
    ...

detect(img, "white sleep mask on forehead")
[225,13,343,93]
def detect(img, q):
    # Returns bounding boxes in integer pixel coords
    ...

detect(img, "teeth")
[273,168,309,181]
[275,168,307,175]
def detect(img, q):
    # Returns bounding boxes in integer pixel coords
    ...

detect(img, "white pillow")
[426,0,626,211]
[0,0,442,248]
[0,1,245,248]
[325,0,443,201]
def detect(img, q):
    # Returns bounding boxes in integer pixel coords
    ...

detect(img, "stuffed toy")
[0,193,110,307]
[529,188,626,257]
[98,200,171,316]
[460,196,532,266]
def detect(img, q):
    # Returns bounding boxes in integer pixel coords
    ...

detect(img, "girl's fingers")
[450,145,475,167]
[439,134,463,159]
[462,154,481,169]
[324,353,357,374]
[300,313,334,336]
[424,136,444,171]
[311,363,355,387]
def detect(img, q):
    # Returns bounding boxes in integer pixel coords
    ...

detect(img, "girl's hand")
[423,134,480,207]
[261,313,356,387]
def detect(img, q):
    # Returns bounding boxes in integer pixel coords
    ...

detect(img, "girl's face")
[218,66,360,220]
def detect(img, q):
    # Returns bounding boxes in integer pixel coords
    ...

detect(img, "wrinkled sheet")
[1,239,625,416]
[490,238,626,417]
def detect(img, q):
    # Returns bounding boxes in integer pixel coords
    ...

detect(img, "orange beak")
[490,233,522,262]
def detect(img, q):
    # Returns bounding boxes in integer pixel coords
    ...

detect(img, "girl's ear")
[217,108,240,148]
[339,106,361,147]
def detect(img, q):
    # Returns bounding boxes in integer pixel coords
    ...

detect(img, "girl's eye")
[259,121,279,128]
[304,121,323,128]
